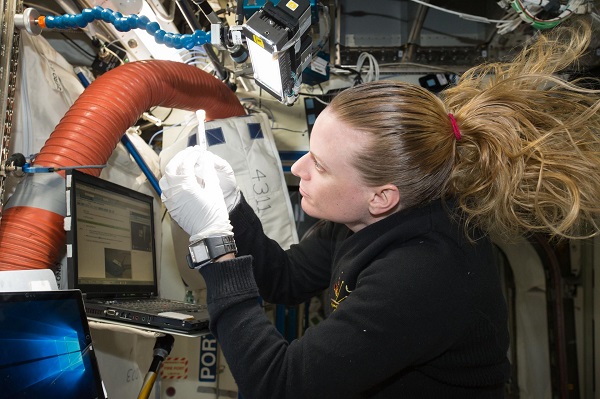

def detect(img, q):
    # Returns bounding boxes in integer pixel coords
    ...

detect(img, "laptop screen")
[0,289,107,399]
[67,170,157,298]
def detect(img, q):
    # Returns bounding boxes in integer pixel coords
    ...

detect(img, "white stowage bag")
[159,111,299,291]
[4,33,85,202]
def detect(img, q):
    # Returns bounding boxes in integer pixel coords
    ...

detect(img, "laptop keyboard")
[110,298,206,312]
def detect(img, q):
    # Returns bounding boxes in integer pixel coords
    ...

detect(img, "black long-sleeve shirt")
[199,196,510,398]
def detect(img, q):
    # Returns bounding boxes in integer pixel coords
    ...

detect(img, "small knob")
[14,8,42,36]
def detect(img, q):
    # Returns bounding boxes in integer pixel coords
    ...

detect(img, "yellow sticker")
[286,1,298,11]
[253,35,265,48]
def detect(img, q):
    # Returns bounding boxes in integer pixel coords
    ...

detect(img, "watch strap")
[187,235,237,269]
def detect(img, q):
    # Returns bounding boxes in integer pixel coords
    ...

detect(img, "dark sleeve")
[229,194,340,305]
[199,243,500,399]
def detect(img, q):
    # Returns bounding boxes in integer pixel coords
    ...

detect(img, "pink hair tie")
[448,113,462,141]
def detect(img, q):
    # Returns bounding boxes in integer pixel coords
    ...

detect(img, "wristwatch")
[187,235,237,269]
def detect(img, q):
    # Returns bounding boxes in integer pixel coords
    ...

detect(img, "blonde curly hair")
[329,18,600,240]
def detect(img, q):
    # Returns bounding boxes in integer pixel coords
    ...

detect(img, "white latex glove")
[212,154,240,212]
[160,146,232,242]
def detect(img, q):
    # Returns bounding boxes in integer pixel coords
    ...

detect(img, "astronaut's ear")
[369,184,400,216]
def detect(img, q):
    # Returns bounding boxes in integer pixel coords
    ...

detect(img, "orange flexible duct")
[0,60,246,271]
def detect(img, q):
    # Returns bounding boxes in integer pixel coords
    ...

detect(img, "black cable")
[343,10,403,21]
[5,153,26,168]
[235,0,244,26]
[272,127,308,133]
[333,64,362,85]
[147,107,174,123]
[59,32,96,59]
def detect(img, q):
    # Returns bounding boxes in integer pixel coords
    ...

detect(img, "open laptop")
[0,289,107,399]
[65,170,209,335]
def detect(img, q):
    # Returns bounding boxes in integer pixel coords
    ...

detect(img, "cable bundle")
[496,0,592,34]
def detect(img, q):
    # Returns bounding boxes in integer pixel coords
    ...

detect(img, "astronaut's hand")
[160,146,232,241]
